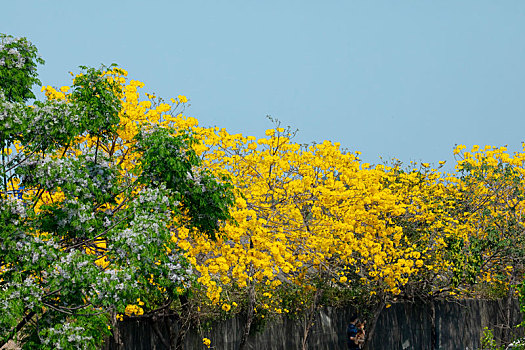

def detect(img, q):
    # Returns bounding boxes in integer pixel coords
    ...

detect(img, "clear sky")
[2,1,525,169]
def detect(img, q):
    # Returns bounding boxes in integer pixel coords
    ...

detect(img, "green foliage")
[444,235,483,287]
[0,34,44,103]
[135,126,235,239]
[69,65,123,141]
[480,327,504,350]
[22,313,111,350]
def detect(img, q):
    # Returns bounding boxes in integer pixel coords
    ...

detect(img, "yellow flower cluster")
[124,304,144,316]
[175,126,428,301]
[41,85,67,100]
[202,337,211,348]
[19,68,524,321]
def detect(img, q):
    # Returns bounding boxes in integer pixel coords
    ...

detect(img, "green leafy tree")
[0,34,44,103]
[0,35,234,349]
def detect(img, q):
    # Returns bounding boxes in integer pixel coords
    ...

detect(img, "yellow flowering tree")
[5,33,524,350]
[451,145,525,343]
[165,122,435,349]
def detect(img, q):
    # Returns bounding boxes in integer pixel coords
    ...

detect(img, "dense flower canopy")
[2,35,525,350]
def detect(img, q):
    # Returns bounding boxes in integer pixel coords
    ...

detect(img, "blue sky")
[2,1,525,169]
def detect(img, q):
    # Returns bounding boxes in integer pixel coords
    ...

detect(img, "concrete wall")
[368,299,523,350]
[106,299,523,350]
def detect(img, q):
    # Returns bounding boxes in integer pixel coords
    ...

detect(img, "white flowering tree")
[0,34,234,349]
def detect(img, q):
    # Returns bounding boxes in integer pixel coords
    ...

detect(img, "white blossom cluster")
[186,167,202,184]
[0,96,27,129]
[7,234,60,268]
[136,184,171,206]
[0,36,27,69]
[91,267,138,304]
[0,95,77,144]
[112,227,142,256]
[2,275,44,311]
[28,99,77,136]
[165,254,193,284]
[111,186,172,257]
[42,321,93,350]
[2,196,27,218]
[36,250,138,308]
[105,185,197,288]
[21,153,116,202]
[186,165,213,193]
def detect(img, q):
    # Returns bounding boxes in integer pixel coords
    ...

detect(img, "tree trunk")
[167,315,177,350]
[108,308,124,350]
[502,280,514,346]
[430,301,437,350]
[175,294,190,350]
[301,288,321,350]
[362,300,385,350]
[0,310,35,349]
[301,313,313,350]
[112,323,124,350]
[238,285,256,350]
[152,315,171,350]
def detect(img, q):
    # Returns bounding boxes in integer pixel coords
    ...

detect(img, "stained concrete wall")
[106,299,523,350]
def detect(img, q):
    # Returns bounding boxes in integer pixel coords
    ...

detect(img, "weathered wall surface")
[368,299,522,350]
[106,299,523,350]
